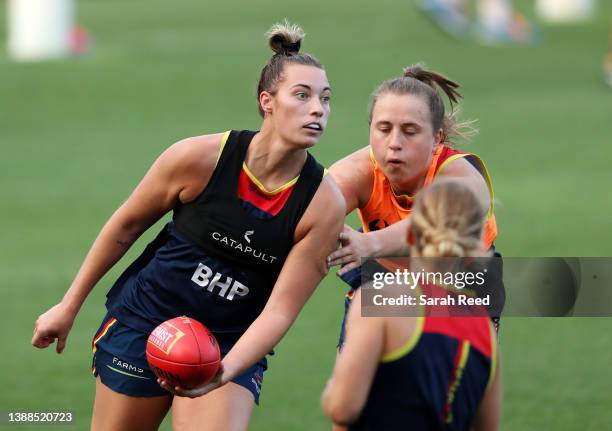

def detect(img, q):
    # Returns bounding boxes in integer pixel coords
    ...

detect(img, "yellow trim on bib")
[216,131,231,165]
[436,153,496,218]
[436,153,468,175]
[381,316,425,363]
[486,322,498,391]
[242,162,299,195]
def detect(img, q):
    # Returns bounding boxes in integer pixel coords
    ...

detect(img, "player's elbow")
[326,402,361,426]
[112,208,151,240]
[322,391,361,426]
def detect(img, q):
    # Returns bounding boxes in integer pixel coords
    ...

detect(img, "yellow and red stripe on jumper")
[238,163,299,218]
[443,339,471,424]
[92,317,117,353]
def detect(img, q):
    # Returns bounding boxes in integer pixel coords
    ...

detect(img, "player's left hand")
[157,363,225,398]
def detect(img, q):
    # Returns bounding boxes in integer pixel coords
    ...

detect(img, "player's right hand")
[32,303,75,354]
[327,224,375,276]
[158,363,225,398]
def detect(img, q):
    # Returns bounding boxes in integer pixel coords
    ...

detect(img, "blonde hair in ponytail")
[411,180,485,258]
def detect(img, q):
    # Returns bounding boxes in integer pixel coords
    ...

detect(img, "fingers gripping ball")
[146,316,220,389]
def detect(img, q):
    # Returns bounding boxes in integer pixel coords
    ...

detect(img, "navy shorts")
[91,314,266,404]
[336,265,363,350]
[336,257,389,350]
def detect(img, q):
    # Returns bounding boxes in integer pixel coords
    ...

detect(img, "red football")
[146,316,220,389]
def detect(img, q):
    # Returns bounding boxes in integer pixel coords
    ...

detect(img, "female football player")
[327,64,502,347]
[32,21,344,431]
[322,180,501,430]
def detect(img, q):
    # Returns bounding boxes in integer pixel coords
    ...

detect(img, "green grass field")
[1,0,611,429]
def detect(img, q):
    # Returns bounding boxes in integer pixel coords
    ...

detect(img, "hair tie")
[281,41,301,55]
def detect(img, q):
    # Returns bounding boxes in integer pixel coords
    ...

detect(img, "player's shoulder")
[436,155,489,191]
[154,132,227,204]
[163,132,227,168]
[330,145,371,171]
[438,154,473,175]
[328,146,374,210]
[437,147,491,179]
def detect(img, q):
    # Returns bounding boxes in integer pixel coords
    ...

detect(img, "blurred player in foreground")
[32,21,344,431]
[322,180,501,430]
[604,19,612,88]
[418,0,535,44]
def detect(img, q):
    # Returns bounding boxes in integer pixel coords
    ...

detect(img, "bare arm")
[328,147,413,275]
[321,290,384,425]
[473,333,501,431]
[32,133,224,353]
[328,220,412,276]
[438,157,491,214]
[329,146,373,215]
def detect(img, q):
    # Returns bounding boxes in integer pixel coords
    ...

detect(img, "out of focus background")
[1,0,611,429]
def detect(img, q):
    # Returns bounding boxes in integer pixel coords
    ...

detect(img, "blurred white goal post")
[7,0,74,61]
[536,0,597,23]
